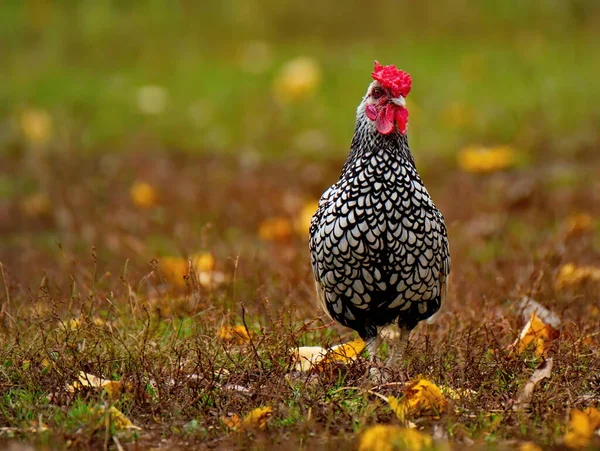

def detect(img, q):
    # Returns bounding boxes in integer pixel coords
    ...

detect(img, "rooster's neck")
[341,115,415,177]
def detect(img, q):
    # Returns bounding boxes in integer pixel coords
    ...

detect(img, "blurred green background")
[1,0,599,159]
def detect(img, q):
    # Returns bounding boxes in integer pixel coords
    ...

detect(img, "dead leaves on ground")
[510,298,560,357]
[97,406,142,431]
[564,407,600,448]
[457,145,519,173]
[291,337,365,372]
[218,325,252,344]
[358,425,433,451]
[130,181,158,208]
[555,263,600,290]
[513,358,553,411]
[258,200,319,242]
[222,406,273,431]
[158,252,225,290]
[355,379,448,450]
[67,371,132,400]
[387,379,448,424]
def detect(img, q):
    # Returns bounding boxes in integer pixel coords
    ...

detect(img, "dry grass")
[0,147,599,450]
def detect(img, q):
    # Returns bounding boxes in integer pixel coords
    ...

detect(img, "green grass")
[1,2,599,159]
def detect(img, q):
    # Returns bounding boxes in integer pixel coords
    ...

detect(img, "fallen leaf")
[564,213,594,237]
[223,407,273,431]
[293,346,328,372]
[511,311,559,357]
[513,358,553,411]
[358,425,433,451]
[555,263,600,290]
[193,252,215,272]
[68,371,128,399]
[519,441,542,451]
[564,407,600,448]
[222,413,241,429]
[457,145,517,173]
[130,181,157,208]
[295,200,319,236]
[291,337,365,372]
[324,337,366,364]
[388,379,447,423]
[258,217,294,242]
[218,325,251,344]
[241,406,273,430]
[158,253,222,289]
[518,298,561,329]
[98,406,141,430]
[273,57,321,103]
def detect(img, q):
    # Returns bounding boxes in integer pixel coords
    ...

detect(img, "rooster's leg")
[366,334,385,381]
[387,326,410,363]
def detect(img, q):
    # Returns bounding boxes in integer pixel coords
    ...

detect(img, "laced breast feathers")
[309,145,450,336]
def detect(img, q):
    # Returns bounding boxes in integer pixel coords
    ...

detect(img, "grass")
[1,2,599,158]
[1,148,599,449]
[1,1,600,449]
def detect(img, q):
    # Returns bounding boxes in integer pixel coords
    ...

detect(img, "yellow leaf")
[68,371,128,399]
[218,325,251,344]
[258,217,294,242]
[358,425,433,451]
[158,257,189,288]
[564,408,600,448]
[98,406,141,430]
[519,442,542,451]
[20,192,52,217]
[325,337,366,364]
[291,338,366,372]
[241,406,273,430]
[555,263,600,290]
[273,57,321,104]
[159,254,221,289]
[192,252,215,272]
[130,181,157,208]
[585,407,600,430]
[222,413,241,429]
[512,311,559,357]
[564,213,594,237]
[457,145,517,173]
[223,407,273,431]
[388,379,447,423]
[20,109,53,145]
[292,346,328,372]
[67,317,83,330]
[295,200,319,236]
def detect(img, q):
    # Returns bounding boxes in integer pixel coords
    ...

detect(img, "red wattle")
[395,107,409,135]
[376,105,395,135]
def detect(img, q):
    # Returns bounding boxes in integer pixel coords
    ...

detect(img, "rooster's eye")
[371,87,384,99]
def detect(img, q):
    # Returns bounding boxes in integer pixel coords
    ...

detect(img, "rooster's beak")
[390,95,406,108]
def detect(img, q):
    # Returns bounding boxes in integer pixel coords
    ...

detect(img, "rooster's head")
[362,61,412,135]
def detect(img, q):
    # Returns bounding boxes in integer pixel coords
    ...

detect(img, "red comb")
[371,61,412,98]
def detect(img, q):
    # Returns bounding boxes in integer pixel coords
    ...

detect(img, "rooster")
[309,62,450,367]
